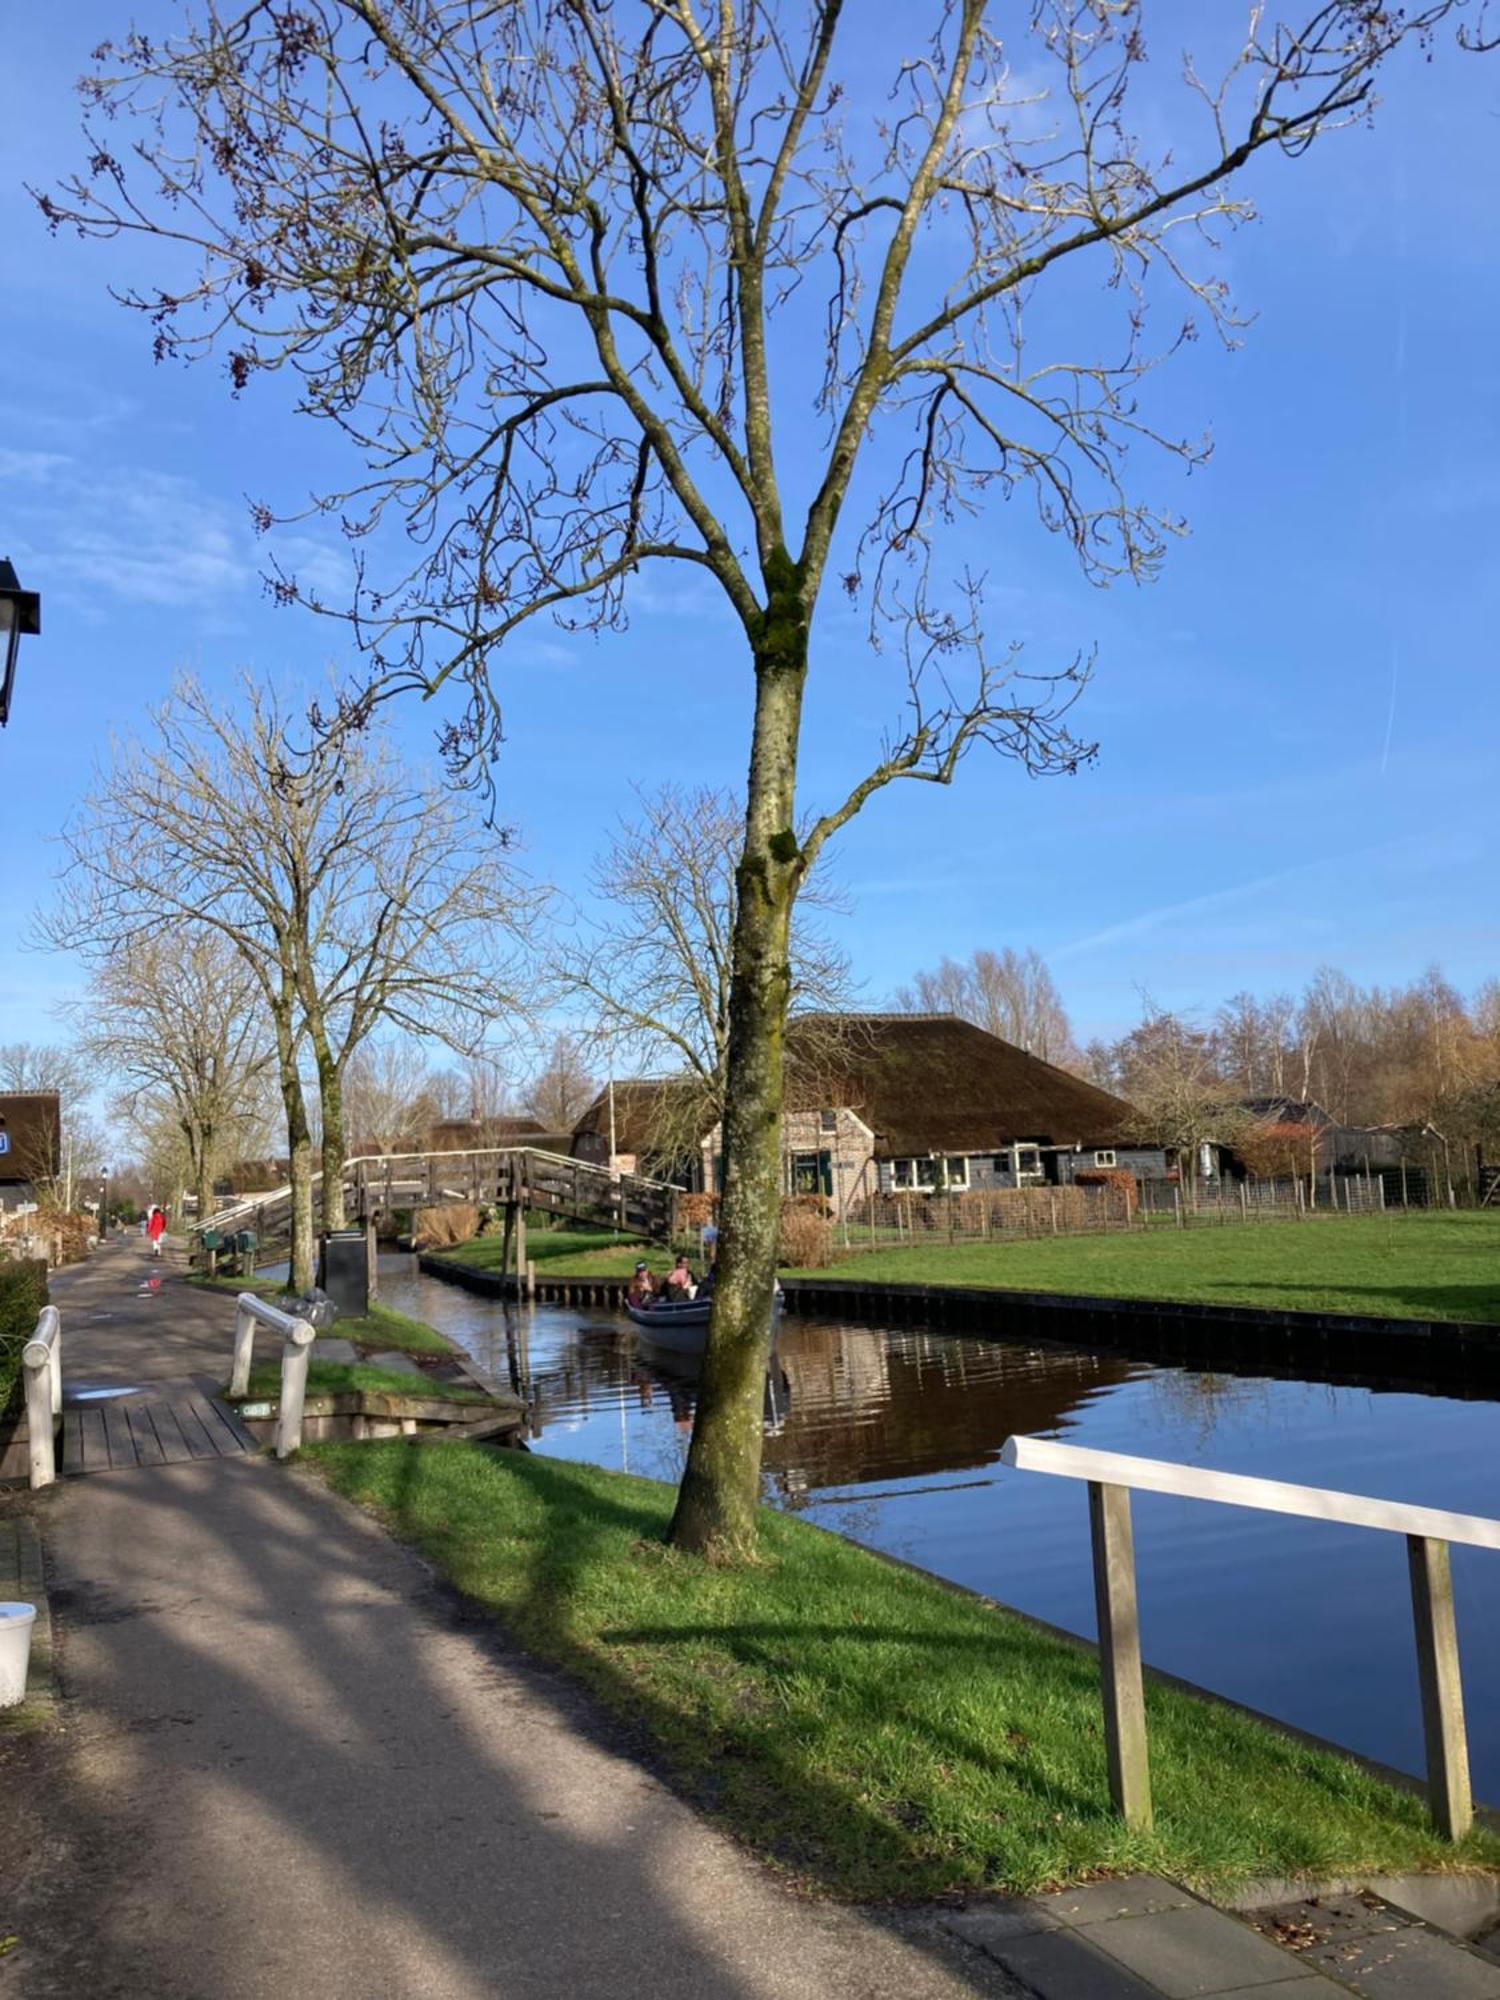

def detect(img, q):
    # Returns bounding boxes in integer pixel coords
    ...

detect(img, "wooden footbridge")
[206,1146,680,1266]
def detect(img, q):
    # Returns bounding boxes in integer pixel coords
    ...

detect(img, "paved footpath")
[4,1239,1496,1998]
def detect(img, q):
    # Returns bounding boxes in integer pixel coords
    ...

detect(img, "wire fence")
[824,1166,1423,1255]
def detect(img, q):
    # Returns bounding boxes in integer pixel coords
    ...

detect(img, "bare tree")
[44,677,532,1286]
[552,783,854,1162]
[323,1037,425,1157]
[74,932,276,1218]
[895,947,1078,1067]
[46,2,1484,1555]
[1111,1003,1250,1187]
[523,1032,599,1134]
[420,1052,517,1133]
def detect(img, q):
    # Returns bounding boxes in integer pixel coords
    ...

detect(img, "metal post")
[1407,1535,1473,1840]
[230,1298,257,1398]
[275,1319,317,1459]
[21,1314,59,1492]
[365,1214,379,1302]
[1088,1480,1152,1829]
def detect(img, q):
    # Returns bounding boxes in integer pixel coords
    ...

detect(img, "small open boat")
[626,1287,783,1355]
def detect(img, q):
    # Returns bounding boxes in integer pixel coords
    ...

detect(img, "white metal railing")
[1001,1433,1498,1841]
[21,1306,62,1490]
[230,1294,316,1459]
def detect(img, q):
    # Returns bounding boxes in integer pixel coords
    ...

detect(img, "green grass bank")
[432,1227,650,1281]
[310,1441,1500,1899]
[189,1273,455,1357]
[801,1211,1500,1325]
[240,1358,490,1403]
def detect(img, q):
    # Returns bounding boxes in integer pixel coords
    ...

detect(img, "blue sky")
[2,5,1497,1066]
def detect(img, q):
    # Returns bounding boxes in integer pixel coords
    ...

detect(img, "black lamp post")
[0,557,42,728]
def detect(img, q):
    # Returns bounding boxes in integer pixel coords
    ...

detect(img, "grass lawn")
[801,1211,1500,1325]
[238,1359,490,1403]
[434,1226,651,1280]
[309,1442,1500,1899]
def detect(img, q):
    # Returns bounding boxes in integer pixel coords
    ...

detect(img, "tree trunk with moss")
[669,582,808,1561]
[311,1028,347,1232]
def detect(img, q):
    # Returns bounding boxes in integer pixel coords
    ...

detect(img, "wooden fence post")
[1088,1481,1152,1830]
[1408,1535,1473,1841]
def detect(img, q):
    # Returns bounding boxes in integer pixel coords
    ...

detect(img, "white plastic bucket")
[0,1602,37,1706]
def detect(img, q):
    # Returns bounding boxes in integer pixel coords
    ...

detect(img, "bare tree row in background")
[897,947,1500,1190]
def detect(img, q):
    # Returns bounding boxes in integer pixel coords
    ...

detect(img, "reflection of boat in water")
[626,1287,783,1353]
[629,1333,790,1435]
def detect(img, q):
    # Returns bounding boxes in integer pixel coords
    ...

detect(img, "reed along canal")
[379,1254,1500,1801]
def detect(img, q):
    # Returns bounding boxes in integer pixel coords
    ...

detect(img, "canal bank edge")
[418,1252,1500,1396]
[417,1246,1500,1872]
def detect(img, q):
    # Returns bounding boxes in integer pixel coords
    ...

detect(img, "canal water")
[377,1254,1500,1799]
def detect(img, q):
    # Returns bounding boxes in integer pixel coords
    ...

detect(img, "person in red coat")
[146,1206,167,1258]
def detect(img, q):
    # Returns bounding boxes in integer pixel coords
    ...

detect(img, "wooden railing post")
[1408,1535,1473,1840]
[1088,1480,1152,1830]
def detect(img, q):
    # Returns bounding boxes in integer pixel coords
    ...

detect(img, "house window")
[1014,1145,1043,1181]
[891,1155,969,1191]
[1094,1150,1117,1169]
[819,1109,838,1132]
[791,1150,832,1197]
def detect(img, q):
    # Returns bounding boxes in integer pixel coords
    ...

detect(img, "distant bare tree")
[523,1033,598,1135]
[0,1042,98,1209]
[1111,1003,1249,1187]
[895,948,1078,1067]
[341,1039,435,1156]
[75,932,276,1218]
[46,0,1485,1555]
[552,784,854,1163]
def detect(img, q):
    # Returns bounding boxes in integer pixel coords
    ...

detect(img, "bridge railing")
[210,1146,681,1251]
[231,1294,316,1459]
[21,1306,61,1490]
[1001,1432,1500,1841]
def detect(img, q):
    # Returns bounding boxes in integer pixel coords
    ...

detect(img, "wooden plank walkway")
[60,1393,255,1476]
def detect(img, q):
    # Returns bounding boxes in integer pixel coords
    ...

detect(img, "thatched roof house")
[571,1015,1161,1211]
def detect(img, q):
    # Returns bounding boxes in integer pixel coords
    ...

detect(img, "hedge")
[0,1260,49,1422]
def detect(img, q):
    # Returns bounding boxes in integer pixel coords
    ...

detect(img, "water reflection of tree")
[1143,1369,1351,1451]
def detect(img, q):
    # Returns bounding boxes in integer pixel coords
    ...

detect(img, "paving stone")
[942,1901,1061,1948]
[1044,1875,1198,1930]
[1085,1905,1316,1997]
[313,1338,359,1363]
[1301,1925,1500,1998]
[981,1926,1164,1998]
[363,1349,425,1375]
[1253,1892,1407,1953]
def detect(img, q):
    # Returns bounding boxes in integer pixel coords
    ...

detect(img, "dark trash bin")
[319,1227,370,1319]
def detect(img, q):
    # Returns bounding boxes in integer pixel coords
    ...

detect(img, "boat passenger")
[662,1254,696,1301]
[626,1261,656,1307]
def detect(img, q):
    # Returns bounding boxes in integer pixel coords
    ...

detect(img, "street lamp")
[0,558,42,728]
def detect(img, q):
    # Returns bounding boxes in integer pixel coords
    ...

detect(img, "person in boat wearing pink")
[662,1254,696,1301]
[625,1261,656,1307]
[146,1206,167,1258]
